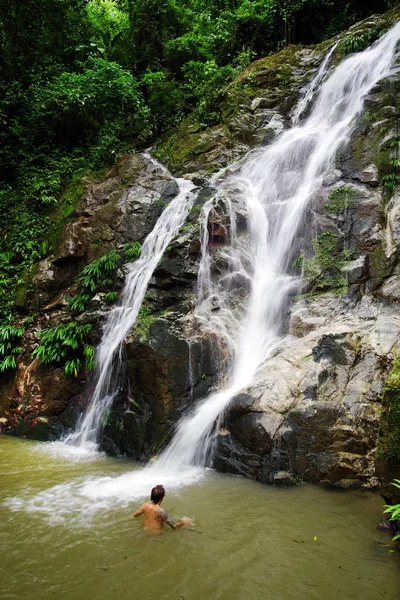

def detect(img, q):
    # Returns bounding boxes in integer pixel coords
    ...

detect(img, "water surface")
[1,435,399,600]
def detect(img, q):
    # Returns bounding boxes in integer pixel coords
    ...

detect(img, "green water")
[1,435,399,600]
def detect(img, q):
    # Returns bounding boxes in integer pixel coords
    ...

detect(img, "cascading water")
[291,41,338,125]
[62,160,196,453]
[155,22,400,472]
[28,22,400,512]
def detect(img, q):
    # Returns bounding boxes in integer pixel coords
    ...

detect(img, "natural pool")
[1,434,399,600]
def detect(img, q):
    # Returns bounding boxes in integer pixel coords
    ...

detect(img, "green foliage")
[182,60,237,123]
[27,57,151,154]
[123,242,142,263]
[383,480,400,541]
[68,249,119,313]
[68,294,93,313]
[339,28,384,55]
[141,71,186,134]
[68,244,142,313]
[32,321,94,376]
[104,291,118,303]
[0,324,23,372]
[76,249,120,293]
[136,305,156,341]
[86,0,129,57]
[298,231,353,294]
[383,160,400,191]
[325,186,358,215]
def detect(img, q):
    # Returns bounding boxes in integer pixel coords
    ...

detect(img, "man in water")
[133,485,191,532]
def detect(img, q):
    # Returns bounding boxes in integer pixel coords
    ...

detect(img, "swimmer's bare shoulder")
[133,485,192,532]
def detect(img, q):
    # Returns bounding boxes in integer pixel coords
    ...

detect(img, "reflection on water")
[1,435,399,600]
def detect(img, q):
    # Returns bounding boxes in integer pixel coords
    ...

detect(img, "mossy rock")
[153,43,324,175]
[325,186,358,215]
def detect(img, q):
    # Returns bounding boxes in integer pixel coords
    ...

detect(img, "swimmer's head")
[151,485,165,504]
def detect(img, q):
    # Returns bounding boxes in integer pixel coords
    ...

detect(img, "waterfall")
[12,21,399,519]
[291,41,338,125]
[63,22,400,474]
[63,163,196,452]
[155,22,400,472]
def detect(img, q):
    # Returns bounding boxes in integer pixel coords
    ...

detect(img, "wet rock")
[228,393,255,414]
[341,255,368,286]
[272,471,295,486]
[357,164,379,187]
[101,317,218,459]
[213,295,400,488]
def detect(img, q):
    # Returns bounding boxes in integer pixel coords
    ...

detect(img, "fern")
[123,241,141,263]
[383,480,400,542]
[340,29,384,56]
[68,293,92,313]
[0,324,24,372]
[69,244,141,313]
[76,249,120,293]
[33,322,94,376]
[104,291,118,304]
[68,249,119,313]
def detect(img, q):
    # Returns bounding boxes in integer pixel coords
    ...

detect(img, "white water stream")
[61,164,196,454]
[12,23,400,515]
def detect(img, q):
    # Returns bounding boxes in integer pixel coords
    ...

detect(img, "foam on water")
[37,440,103,462]
[4,463,206,526]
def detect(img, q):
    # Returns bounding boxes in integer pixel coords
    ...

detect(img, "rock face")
[0,153,215,448]
[210,12,400,490]
[214,297,399,488]
[1,10,400,500]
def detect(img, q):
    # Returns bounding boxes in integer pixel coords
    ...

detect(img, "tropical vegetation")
[0,0,396,358]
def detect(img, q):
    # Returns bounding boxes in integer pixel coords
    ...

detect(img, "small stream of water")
[62,164,196,453]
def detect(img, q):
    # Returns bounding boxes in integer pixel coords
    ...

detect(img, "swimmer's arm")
[163,510,191,530]
[133,504,145,518]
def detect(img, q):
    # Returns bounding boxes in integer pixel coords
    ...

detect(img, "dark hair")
[151,485,165,504]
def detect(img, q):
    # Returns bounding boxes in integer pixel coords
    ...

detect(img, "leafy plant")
[0,324,23,372]
[68,243,142,313]
[339,29,384,55]
[104,291,118,303]
[123,242,142,263]
[383,479,400,541]
[76,249,120,292]
[68,249,120,313]
[68,293,93,313]
[383,160,400,192]
[32,322,94,376]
